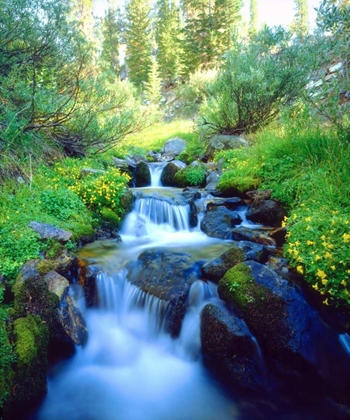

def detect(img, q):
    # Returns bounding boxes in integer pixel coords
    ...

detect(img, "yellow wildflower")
[330,265,336,271]
[325,252,332,259]
[321,278,327,285]
[341,280,347,286]
[315,255,321,261]
[312,284,319,290]
[321,235,326,241]
[343,233,350,243]
[307,240,315,246]
[297,266,304,274]
[317,269,327,279]
[323,298,329,305]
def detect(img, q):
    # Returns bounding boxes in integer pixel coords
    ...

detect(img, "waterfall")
[148,162,167,187]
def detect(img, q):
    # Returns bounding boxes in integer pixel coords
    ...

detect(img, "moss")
[217,171,261,195]
[45,241,64,259]
[71,223,95,242]
[218,263,267,309]
[36,260,56,275]
[0,308,15,415]
[9,315,49,411]
[174,163,207,187]
[100,207,120,229]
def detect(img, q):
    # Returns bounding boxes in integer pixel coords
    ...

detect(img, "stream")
[35,163,349,420]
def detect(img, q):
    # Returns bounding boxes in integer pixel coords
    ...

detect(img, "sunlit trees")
[293,0,309,36]
[249,0,258,34]
[125,0,153,88]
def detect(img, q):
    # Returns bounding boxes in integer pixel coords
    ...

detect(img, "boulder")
[44,271,88,346]
[134,161,151,187]
[200,206,242,240]
[232,227,276,247]
[205,197,242,211]
[127,249,200,336]
[77,261,102,308]
[160,160,187,187]
[201,303,266,393]
[28,222,72,244]
[246,199,287,227]
[236,240,269,263]
[218,261,350,406]
[125,154,148,168]
[205,135,248,160]
[162,137,187,157]
[201,246,245,283]
[204,170,222,192]
[112,157,129,170]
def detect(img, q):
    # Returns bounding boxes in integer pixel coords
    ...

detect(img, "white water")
[37,173,240,420]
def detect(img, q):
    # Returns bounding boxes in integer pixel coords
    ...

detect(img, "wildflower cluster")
[284,203,350,306]
[69,168,131,222]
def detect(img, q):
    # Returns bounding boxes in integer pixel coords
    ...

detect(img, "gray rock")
[200,206,242,239]
[162,137,187,157]
[44,271,88,346]
[28,222,72,244]
[135,161,151,187]
[126,154,148,168]
[232,227,276,247]
[160,160,187,187]
[236,240,269,263]
[205,135,248,160]
[112,157,129,169]
[246,199,287,227]
[201,303,266,392]
[201,246,245,282]
[205,170,222,191]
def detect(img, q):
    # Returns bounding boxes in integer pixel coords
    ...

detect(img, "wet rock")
[218,261,350,406]
[201,303,265,393]
[232,227,276,247]
[246,199,287,227]
[236,241,269,263]
[200,206,242,240]
[127,249,200,336]
[125,154,148,168]
[204,170,222,192]
[135,161,151,187]
[269,227,287,248]
[206,197,243,211]
[77,262,102,308]
[201,246,245,282]
[205,135,248,161]
[160,160,187,186]
[16,259,41,282]
[246,189,273,200]
[162,137,187,157]
[112,157,129,170]
[28,222,72,244]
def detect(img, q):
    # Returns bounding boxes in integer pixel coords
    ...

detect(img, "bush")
[198,27,314,137]
[174,163,207,187]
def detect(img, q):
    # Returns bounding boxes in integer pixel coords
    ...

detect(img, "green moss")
[218,263,267,309]
[174,163,207,187]
[217,171,261,194]
[36,260,56,275]
[71,223,95,242]
[100,207,120,229]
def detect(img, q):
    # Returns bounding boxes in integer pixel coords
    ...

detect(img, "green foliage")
[174,163,207,187]
[100,207,122,229]
[144,57,162,105]
[40,188,86,221]
[125,0,152,88]
[217,170,261,195]
[218,263,266,307]
[199,26,314,136]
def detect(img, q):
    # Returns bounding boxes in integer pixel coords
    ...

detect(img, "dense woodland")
[0,0,350,417]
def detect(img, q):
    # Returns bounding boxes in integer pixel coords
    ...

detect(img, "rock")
[269,227,287,248]
[112,157,129,169]
[201,246,245,282]
[218,261,350,406]
[200,206,242,240]
[16,259,41,282]
[44,271,88,346]
[205,134,248,160]
[28,222,72,244]
[201,304,266,393]
[36,250,74,277]
[162,137,187,157]
[246,189,273,200]
[236,241,269,263]
[160,160,186,187]
[135,161,151,187]
[246,199,287,227]
[77,261,102,308]
[147,151,162,161]
[206,197,242,211]
[232,227,276,247]
[127,249,200,336]
[125,154,148,168]
[204,170,222,192]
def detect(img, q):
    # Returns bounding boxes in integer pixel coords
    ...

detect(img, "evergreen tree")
[249,0,258,35]
[155,0,183,87]
[70,0,94,41]
[293,0,309,36]
[100,5,123,75]
[125,0,153,88]
[144,56,162,104]
[181,0,242,76]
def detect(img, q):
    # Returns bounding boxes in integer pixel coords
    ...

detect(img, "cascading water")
[36,165,239,420]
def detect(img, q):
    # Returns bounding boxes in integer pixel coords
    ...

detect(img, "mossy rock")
[174,163,207,188]
[218,263,267,308]
[217,171,261,197]
[71,223,95,243]
[5,315,49,418]
[100,207,120,229]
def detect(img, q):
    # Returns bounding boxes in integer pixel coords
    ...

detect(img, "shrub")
[174,163,207,187]
[40,188,86,221]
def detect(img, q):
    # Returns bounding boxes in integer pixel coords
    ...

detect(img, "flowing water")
[37,166,241,420]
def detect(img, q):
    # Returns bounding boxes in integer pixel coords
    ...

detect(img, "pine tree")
[155,0,183,87]
[181,0,242,76]
[70,0,94,41]
[100,5,123,75]
[144,56,162,104]
[249,0,258,35]
[125,0,153,88]
[293,0,309,36]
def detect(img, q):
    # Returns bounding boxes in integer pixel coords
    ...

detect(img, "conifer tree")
[71,0,94,41]
[125,0,153,88]
[249,0,258,35]
[155,0,183,87]
[144,56,162,104]
[293,0,309,36]
[100,4,123,75]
